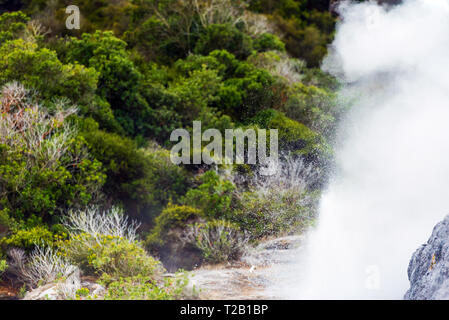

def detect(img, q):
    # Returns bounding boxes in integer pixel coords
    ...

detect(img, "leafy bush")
[218,61,285,121]
[63,31,151,136]
[195,23,253,59]
[253,33,285,52]
[0,225,54,249]
[181,219,248,263]
[101,273,189,300]
[248,0,336,66]
[251,109,330,159]
[234,189,318,239]
[182,171,235,220]
[0,11,29,43]
[0,38,99,107]
[147,204,203,249]
[86,235,162,279]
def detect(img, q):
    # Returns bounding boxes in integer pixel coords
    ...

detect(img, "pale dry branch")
[62,206,141,244]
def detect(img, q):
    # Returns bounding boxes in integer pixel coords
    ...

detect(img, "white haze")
[273,0,449,299]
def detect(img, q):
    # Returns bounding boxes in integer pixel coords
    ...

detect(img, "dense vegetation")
[0,0,342,299]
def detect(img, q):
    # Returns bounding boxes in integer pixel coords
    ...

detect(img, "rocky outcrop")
[23,269,105,300]
[404,215,449,300]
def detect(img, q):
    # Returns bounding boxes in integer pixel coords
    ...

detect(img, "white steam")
[286,0,449,299]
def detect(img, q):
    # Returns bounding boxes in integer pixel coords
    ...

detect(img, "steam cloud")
[283,0,449,299]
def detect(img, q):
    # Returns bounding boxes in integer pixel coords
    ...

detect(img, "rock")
[22,268,105,300]
[23,283,60,300]
[404,215,449,300]
[80,281,106,299]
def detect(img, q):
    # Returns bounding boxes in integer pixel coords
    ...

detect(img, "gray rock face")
[404,215,449,300]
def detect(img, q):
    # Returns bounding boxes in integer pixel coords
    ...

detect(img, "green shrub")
[0,39,99,107]
[217,62,285,121]
[182,171,235,220]
[0,225,54,249]
[64,31,151,137]
[248,1,336,67]
[88,236,162,278]
[253,33,285,52]
[251,109,330,158]
[101,273,189,300]
[194,24,253,59]
[147,204,203,249]
[167,66,222,125]
[0,11,29,43]
[61,233,162,279]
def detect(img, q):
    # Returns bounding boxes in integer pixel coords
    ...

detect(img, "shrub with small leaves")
[0,225,54,249]
[101,273,189,300]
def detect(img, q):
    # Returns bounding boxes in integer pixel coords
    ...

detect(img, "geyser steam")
[292,0,449,299]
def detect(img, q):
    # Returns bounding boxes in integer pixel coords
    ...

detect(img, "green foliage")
[194,24,253,59]
[0,0,340,278]
[75,287,90,298]
[63,31,150,136]
[101,273,189,300]
[282,24,329,68]
[0,39,99,106]
[253,33,285,53]
[248,0,336,66]
[147,204,203,249]
[251,109,329,158]
[182,171,235,220]
[125,0,199,62]
[61,233,162,279]
[0,11,29,43]
[219,61,285,121]
[0,138,105,220]
[81,128,189,219]
[168,66,222,125]
[89,237,161,279]
[0,225,54,249]
[0,86,106,220]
